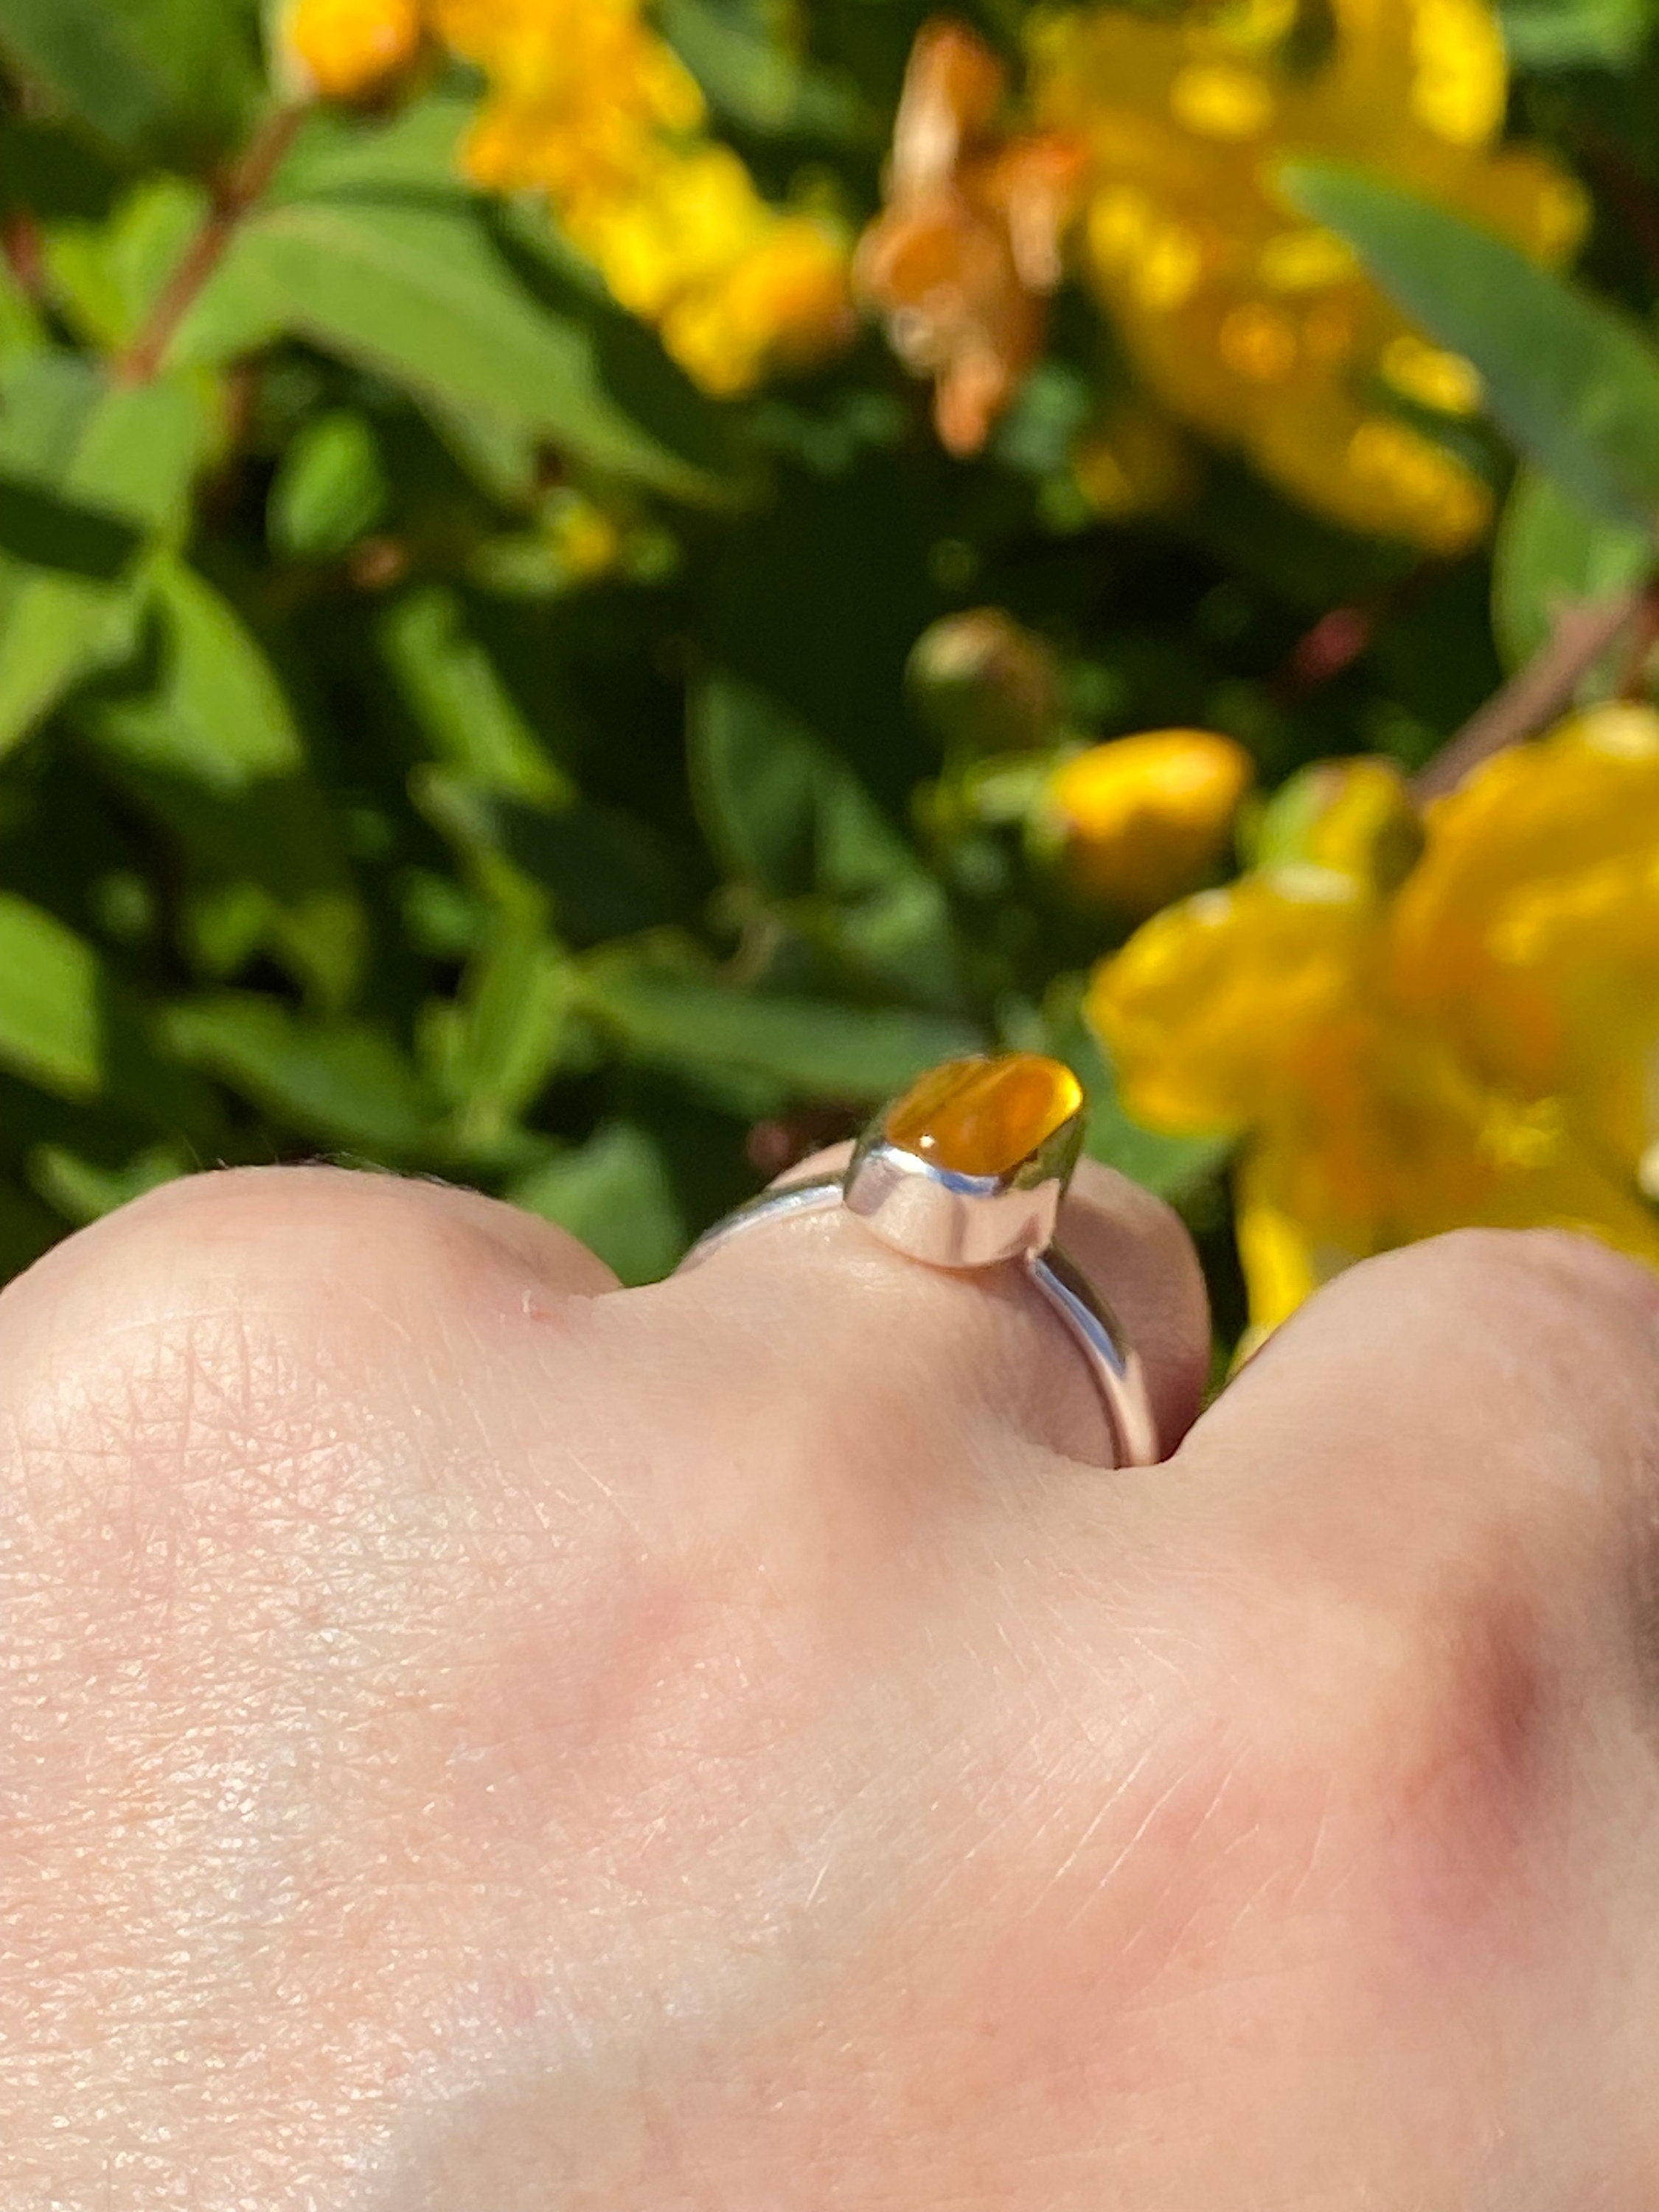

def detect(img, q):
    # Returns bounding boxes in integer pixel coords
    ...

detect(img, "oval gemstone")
[883,1053,1083,1177]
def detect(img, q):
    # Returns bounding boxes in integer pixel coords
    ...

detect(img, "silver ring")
[678,1054,1158,1469]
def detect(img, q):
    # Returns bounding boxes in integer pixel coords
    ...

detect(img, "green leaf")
[1281,161,1659,527]
[43,176,209,352]
[0,891,213,1134]
[0,473,143,577]
[1492,466,1655,672]
[268,409,388,561]
[0,0,261,167]
[190,195,747,501]
[0,246,45,363]
[77,561,365,1006]
[82,560,304,789]
[691,674,964,1008]
[428,915,569,1147]
[420,772,687,947]
[0,891,103,1099]
[0,1174,60,1282]
[161,995,438,1154]
[0,353,208,756]
[1499,0,1654,67]
[585,966,982,1102]
[658,0,863,140]
[29,1139,186,1225]
[378,585,568,801]
[266,92,476,204]
[0,115,125,222]
[509,1122,687,1285]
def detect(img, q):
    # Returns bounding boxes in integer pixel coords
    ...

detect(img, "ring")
[678,1053,1158,1469]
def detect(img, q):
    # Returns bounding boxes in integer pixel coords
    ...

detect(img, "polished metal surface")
[841,1139,1062,1267]
[677,1077,1158,1470]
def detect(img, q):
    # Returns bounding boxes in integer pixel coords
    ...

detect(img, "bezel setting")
[841,1102,1085,1267]
[675,1056,1156,1467]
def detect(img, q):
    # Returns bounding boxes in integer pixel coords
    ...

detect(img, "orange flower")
[855,21,1085,455]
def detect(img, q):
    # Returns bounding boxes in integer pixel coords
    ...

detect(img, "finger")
[1179,1228,1659,1681]
[658,1143,1210,1468]
[1,1165,619,1347]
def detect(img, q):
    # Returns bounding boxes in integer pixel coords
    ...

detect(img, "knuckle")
[0,1168,545,1571]
[1391,1223,1659,1346]
[1303,1228,1659,1475]
[1505,1225,1659,1321]
[1222,1540,1559,1968]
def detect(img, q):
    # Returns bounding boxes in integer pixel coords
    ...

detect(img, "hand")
[3,1160,1657,2208]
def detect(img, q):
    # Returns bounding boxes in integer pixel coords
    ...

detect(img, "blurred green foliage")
[1,0,1658,1339]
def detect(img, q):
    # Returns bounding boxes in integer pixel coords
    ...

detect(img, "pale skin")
[2,1155,1658,2209]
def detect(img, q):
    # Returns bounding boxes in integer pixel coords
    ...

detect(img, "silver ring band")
[677,1057,1160,1470]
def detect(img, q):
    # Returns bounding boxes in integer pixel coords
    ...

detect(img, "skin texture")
[1,1158,1658,2210]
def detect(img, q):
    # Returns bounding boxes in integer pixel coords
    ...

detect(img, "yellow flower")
[661,215,855,397]
[299,0,854,395]
[1087,721,1659,1331]
[1389,706,1659,1174]
[1046,729,1254,914]
[284,0,424,99]
[1028,0,1589,549]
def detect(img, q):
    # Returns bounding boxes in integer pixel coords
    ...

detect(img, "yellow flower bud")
[1248,757,1424,892]
[1046,729,1253,914]
[548,493,623,583]
[908,610,1062,755]
[284,0,423,100]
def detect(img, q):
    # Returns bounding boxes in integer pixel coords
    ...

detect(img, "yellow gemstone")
[883,1054,1083,1178]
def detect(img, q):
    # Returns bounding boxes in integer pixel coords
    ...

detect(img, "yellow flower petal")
[1234,1138,1350,1331]
[430,0,850,394]
[1408,0,1507,145]
[1379,333,1484,414]
[1231,1040,1659,1329]
[1340,416,1493,552]
[1085,869,1376,1134]
[1026,0,1581,547]
[1390,706,1659,1109]
[284,0,422,99]
[1169,63,1276,139]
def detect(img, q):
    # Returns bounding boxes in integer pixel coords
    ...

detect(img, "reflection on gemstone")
[883,1053,1083,1177]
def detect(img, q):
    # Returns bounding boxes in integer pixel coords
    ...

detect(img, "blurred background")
[1,0,1656,1368]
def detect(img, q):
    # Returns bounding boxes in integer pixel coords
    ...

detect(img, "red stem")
[114,104,304,388]
[1413,582,1650,799]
